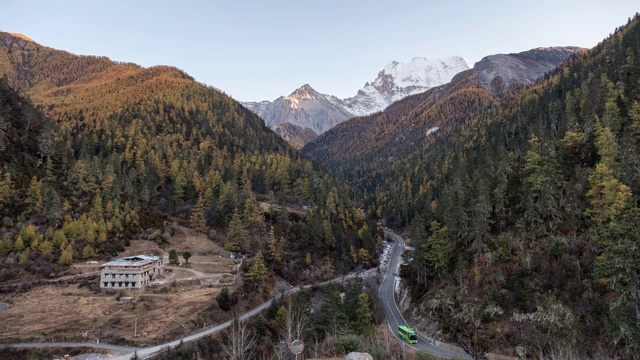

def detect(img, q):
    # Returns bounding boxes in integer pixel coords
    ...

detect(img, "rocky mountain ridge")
[242,56,471,145]
[301,46,583,185]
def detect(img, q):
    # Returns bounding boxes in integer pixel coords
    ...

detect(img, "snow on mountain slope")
[344,56,472,116]
[241,56,470,146]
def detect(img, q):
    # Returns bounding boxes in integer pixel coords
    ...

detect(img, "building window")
[103,282,108,287]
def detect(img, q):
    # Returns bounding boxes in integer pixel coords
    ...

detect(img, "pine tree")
[242,195,264,235]
[267,227,282,264]
[0,235,13,253]
[245,251,268,286]
[585,163,631,223]
[183,251,192,265]
[82,245,95,259]
[305,252,312,267]
[26,176,43,208]
[349,245,357,264]
[190,194,207,234]
[216,287,232,311]
[594,199,640,352]
[59,243,73,265]
[169,249,179,264]
[18,249,30,264]
[14,235,25,251]
[425,221,452,278]
[314,284,348,337]
[352,292,374,335]
[0,172,12,212]
[225,209,244,252]
[357,248,370,264]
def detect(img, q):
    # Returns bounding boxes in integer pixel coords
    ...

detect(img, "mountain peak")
[289,83,318,99]
[343,55,472,116]
[472,46,583,95]
[0,31,36,43]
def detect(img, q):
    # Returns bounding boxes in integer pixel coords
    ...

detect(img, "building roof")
[102,255,161,268]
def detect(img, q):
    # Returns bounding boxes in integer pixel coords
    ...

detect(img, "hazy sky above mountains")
[0,1,637,101]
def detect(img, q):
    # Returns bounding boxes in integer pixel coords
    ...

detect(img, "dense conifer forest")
[308,14,640,358]
[0,31,379,285]
[3,10,640,358]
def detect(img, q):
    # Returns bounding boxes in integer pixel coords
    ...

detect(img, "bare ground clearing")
[0,225,247,346]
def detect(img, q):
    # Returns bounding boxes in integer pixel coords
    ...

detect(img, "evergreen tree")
[216,287,233,311]
[169,249,178,264]
[352,292,375,336]
[225,209,244,252]
[183,251,192,265]
[245,250,268,286]
[267,227,282,264]
[425,221,452,278]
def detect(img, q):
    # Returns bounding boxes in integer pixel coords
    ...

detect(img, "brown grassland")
[0,225,270,346]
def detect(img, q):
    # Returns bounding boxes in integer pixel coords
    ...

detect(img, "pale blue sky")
[0,1,637,101]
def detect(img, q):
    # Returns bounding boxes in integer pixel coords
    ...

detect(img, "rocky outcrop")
[455,46,583,96]
[343,56,471,115]
[242,84,352,135]
[272,122,318,150]
[344,352,373,360]
[242,57,470,147]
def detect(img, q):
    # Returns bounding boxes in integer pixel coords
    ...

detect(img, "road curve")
[1,232,469,359]
[380,230,471,359]
[0,266,376,359]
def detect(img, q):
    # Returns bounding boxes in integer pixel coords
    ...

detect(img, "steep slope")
[302,47,580,188]
[243,84,353,134]
[308,15,640,359]
[0,31,378,283]
[0,77,52,215]
[394,15,640,358]
[272,122,318,150]
[343,56,472,115]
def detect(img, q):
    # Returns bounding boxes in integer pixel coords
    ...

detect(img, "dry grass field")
[0,225,260,346]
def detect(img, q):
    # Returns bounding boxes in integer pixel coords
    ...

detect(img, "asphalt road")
[380,231,471,359]
[1,231,470,359]
[0,268,377,359]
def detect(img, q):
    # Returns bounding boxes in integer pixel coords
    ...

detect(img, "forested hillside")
[0,32,379,284]
[302,47,578,227]
[393,15,640,358]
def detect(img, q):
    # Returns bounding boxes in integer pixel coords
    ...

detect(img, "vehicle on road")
[399,325,418,344]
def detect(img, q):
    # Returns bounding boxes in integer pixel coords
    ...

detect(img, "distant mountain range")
[302,46,582,183]
[242,56,471,148]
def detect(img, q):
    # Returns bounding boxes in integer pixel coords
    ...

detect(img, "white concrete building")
[100,255,164,289]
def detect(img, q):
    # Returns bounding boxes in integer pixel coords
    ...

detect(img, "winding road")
[380,231,471,359]
[1,231,470,359]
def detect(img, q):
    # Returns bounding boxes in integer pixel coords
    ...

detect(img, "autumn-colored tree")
[14,235,25,251]
[224,209,244,253]
[245,251,268,286]
[82,245,95,259]
[305,252,312,267]
[267,227,282,264]
[189,194,207,234]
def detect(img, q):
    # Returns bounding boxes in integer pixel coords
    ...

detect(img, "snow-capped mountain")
[343,56,472,116]
[241,56,470,145]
